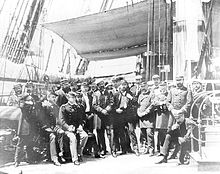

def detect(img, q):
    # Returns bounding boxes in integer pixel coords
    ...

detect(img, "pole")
[158,0,161,76]
[44,38,54,73]
[168,0,173,80]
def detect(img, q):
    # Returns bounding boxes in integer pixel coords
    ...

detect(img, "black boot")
[155,157,167,164]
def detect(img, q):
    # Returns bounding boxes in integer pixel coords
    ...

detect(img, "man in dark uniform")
[14,82,40,167]
[39,91,65,166]
[166,75,193,120]
[59,91,88,165]
[156,114,196,165]
[80,82,104,158]
[113,80,139,156]
[157,75,193,161]
[56,79,71,107]
[92,81,114,156]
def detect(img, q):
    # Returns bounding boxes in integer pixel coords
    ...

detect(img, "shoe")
[53,161,61,166]
[60,156,66,163]
[100,150,106,156]
[120,151,127,155]
[78,155,83,162]
[112,152,117,158]
[73,160,80,165]
[168,155,177,160]
[14,162,19,167]
[127,149,135,154]
[94,154,105,159]
[143,149,149,154]
[157,153,164,157]
[155,158,167,164]
[149,153,154,157]
[135,150,140,156]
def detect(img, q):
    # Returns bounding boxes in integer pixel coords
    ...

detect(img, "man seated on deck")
[39,91,66,166]
[59,91,88,165]
[155,113,196,165]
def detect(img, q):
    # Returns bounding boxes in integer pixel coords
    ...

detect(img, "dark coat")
[59,102,86,131]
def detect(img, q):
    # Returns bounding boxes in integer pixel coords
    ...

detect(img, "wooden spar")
[161,1,167,81]
[152,0,155,77]
[62,40,65,62]
[44,37,54,73]
[158,0,161,75]
[168,0,173,80]
[145,7,150,81]
[60,49,70,72]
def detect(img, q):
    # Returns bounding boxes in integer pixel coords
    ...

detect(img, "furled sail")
[43,0,168,60]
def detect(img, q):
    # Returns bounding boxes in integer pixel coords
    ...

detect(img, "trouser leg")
[158,129,167,147]
[55,127,65,156]
[66,132,78,162]
[14,136,25,163]
[127,122,138,151]
[146,128,154,154]
[106,125,114,152]
[117,126,126,152]
[49,133,58,162]
[154,130,159,152]
[97,128,106,153]
[179,141,189,164]
[77,130,88,156]
[172,142,180,157]
[161,134,171,157]
[141,128,148,148]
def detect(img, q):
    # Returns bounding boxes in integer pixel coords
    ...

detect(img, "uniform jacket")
[112,90,137,123]
[59,102,86,131]
[166,86,193,116]
[137,91,155,128]
[92,90,114,114]
[56,88,68,107]
[40,100,60,130]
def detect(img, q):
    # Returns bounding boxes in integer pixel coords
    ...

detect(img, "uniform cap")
[60,78,69,84]
[152,74,160,79]
[176,75,184,80]
[13,84,22,89]
[25,81,33,87]
[192,79,202,84]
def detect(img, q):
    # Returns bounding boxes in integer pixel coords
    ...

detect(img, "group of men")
[7,74,199,167]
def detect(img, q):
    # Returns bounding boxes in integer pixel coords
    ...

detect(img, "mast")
[167,0,173,80]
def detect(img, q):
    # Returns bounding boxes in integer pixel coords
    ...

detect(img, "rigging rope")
[0,0,6,15]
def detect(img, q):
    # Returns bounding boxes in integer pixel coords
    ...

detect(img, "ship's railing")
[190,88,220,160]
